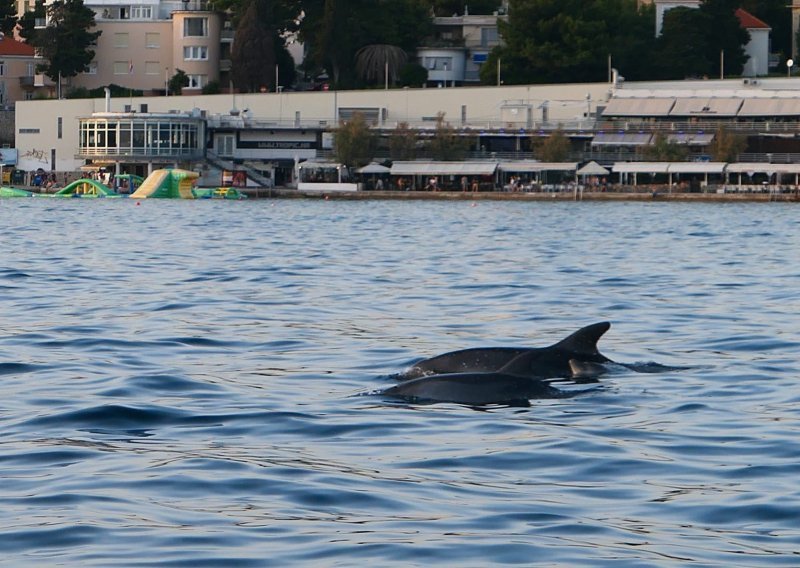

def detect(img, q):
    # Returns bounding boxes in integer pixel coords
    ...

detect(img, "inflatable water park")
[0,169,247,200]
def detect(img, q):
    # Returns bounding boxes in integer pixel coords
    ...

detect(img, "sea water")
[1,198,799,566]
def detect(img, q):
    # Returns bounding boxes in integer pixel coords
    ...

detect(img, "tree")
[651,7,712,79]
[486,0,655,84]
[709,125,746,162]
[0,0,17,36]
[652,0,749,80]
[643,131,689,161]
[355,44,408,87]
[334,112,375,167]
[427,112,467,161]
[534,127,571,162]
[699,0,750,77]
[231,0,277,92]
[389,122,417,161]
[300,0,431,89]
[169,69,190,95]
[398,62,428,87]
[18,0,101,84]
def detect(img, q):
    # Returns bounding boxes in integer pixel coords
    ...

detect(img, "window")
[183,17,208,37]
[85,63,98,75]
[114,33,129,48]
[0,61,4,76]
[26,62,34,76]
[130,6,151,19]
[113,61,131,75]
[186,74,206,89]
[183,46,208,61]
[480,27,498,47]
[57,117,62,139]
[145,32,160,48]
[423,56,453,71]
[145,61,161,75]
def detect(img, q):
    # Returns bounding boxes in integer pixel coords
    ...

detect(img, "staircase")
[205,150,274,187]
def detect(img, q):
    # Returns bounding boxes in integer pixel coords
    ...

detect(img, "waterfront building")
[14,77,800,187]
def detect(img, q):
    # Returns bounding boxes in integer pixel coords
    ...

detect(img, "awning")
[591,132,653,146]
[602,97,676,117]
[612,162,670,174]
[390,161,497,176]
[357,162,391,174]
[298,161,343,169]
[738,98,800,117]
[669,98,743,117]
[667,132,715,145]
[668,162,726,174]
[726,163,800,175]
[497,161,578,172]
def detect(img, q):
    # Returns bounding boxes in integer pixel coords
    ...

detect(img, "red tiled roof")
[736,8,770,30]
[0,37,35,56]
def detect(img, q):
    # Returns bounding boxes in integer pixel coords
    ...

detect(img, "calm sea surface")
[1,198,799,566]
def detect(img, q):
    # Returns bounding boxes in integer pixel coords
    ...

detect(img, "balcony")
[19,75,47,89]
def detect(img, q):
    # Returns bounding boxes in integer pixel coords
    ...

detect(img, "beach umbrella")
[576,161,610,177]
[357,163,391,174]
[357,163,390,190]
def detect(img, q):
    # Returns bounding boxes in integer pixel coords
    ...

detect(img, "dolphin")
[381,372,566,406]
[394,322,613,381]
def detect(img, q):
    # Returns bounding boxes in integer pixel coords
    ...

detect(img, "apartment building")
[0,36,48,106]
[18,0,228,96]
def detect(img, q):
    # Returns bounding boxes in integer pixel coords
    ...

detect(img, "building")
[0,36,48,106]
[419,11,508,86]
[737,8,771,77]
[15,76,800,186]
[22,0,228,96]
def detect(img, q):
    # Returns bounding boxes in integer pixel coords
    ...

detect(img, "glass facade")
[78,115,204,159]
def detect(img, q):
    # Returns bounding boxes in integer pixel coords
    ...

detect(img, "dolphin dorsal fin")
[552,322,611,357]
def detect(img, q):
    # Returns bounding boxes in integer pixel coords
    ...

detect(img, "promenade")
[249,188,800,202]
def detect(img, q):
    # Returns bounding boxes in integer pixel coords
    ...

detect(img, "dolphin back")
[498,322,612,378]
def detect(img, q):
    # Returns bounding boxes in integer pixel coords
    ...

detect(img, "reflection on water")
[1,199,799,565]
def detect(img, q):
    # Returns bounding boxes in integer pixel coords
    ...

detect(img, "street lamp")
[788,59,794,78]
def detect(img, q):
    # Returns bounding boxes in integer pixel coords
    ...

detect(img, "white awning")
[390,161,497,176]
[602,97,676,117]
[298,161,343,169]
[668,162,726,174]
[591,132,653,146]
[612,162,671,174]
[726,163,800,174]
[357,163,391,174]
[738,98,800,117]
[667,132,715,145]
[669,98,743,117]
[497,161,578,172]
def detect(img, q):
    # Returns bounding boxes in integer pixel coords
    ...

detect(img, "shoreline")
[245,189,800,202]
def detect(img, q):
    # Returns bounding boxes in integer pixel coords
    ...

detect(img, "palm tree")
[355,44,407,86]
